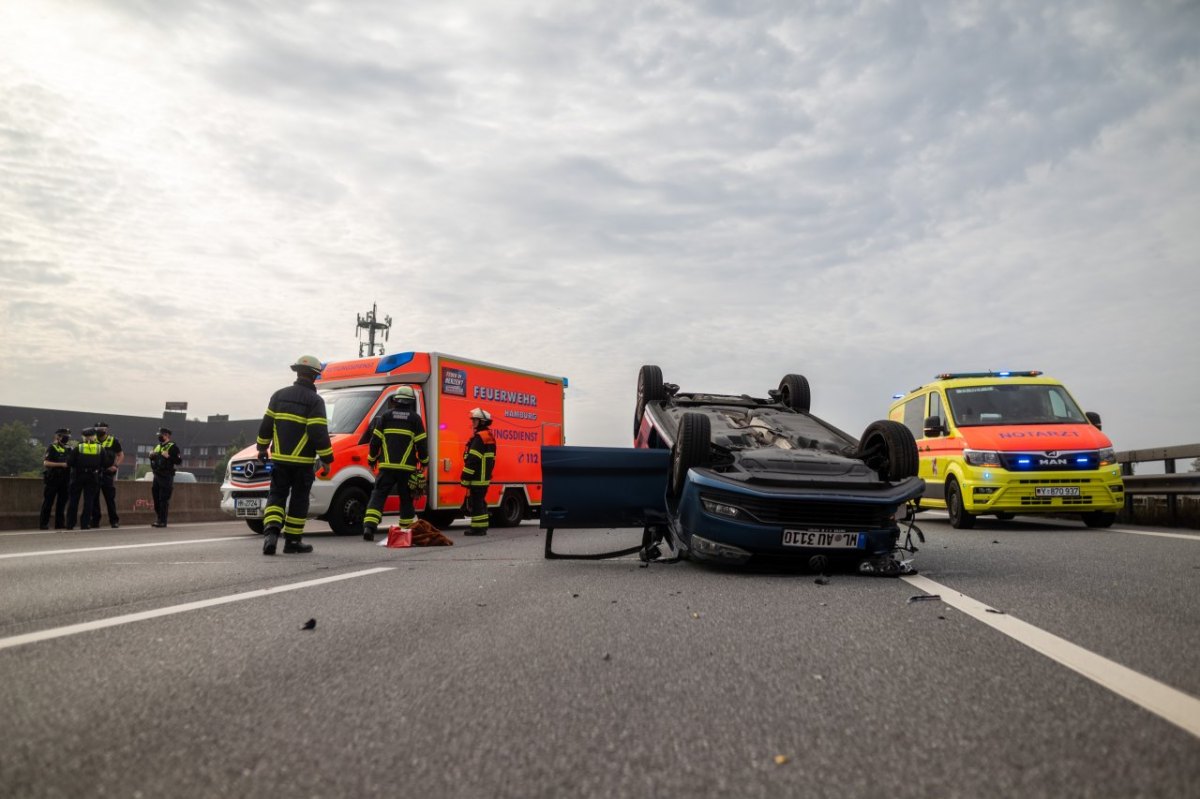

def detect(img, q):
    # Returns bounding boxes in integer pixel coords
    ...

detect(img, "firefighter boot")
[362,524,376,542]
[262,527,280,556]
[283,534,313,554]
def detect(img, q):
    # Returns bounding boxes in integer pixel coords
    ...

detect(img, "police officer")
[149,427,183,528]
[92,420,124,528]
[362,387,429,542]
[66,428,113,530]
[460,407,496,536]
[39,428,72,530]
[257,355,334,556]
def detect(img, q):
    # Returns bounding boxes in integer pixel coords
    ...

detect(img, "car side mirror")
[1085,411,1102,430]
[922,415,945,437]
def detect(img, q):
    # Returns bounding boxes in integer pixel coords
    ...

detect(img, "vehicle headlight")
[701,498,745,519]
[1097,448,1116,467]
[963,449,1003,467]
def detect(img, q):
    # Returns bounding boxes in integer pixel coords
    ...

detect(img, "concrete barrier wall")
[0,477,230,530]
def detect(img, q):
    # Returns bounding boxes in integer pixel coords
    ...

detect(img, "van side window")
[902,395,925,440]
[929,392,943,429]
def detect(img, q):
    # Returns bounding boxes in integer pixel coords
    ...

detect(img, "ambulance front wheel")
[946,478,976,529]
[246,519,265,534]
[328,485,368,535]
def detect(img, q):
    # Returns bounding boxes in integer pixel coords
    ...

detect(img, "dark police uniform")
[257,373,334,554]
[92,426,124,528]
[461,427,497,535]
[39,432,72,530]
[149,431,183,527]
[67,435,114,530]
[363,402,429,540]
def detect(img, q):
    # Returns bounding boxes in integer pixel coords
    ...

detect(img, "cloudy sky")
[2,0,1197,450]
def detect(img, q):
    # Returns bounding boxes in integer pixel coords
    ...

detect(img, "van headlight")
[1097,448,1116,467]
[963,449,1003,467]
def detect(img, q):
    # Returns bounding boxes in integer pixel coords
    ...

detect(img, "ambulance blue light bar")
[936,370,1042,380]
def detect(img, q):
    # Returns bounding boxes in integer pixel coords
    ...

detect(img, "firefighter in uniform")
[257,355,334,556]
[66,428,114,530]
[149,427,183,528]
[39,428,72,530]
[92,421,124,528]
[362,387,429,542]
[460,408,496,536]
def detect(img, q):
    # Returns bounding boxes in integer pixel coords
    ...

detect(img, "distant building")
[0,405,260,483]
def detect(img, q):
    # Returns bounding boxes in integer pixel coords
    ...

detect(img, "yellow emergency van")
[888,371,1124,528]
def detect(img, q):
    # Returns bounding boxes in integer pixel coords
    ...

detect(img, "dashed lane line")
[0,537,247,559]
[0,567,395,652]
[903,574,1200,739]
[918,512,1200,541]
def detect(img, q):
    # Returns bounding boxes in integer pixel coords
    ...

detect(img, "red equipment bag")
[386,526,412,548]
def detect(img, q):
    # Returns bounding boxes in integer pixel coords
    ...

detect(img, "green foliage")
[212,430,251,481]
[0,421,44,476]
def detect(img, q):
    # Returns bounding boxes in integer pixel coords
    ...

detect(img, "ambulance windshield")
[320,388,381,435]
[947,384,1087,427]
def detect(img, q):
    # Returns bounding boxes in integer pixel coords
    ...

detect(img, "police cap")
[82,427,97,437]
[55,427,70,435]
[94,420,110,429]
[158,427,172,436]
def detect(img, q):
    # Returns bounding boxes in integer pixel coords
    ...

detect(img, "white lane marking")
[918,512,1200,541]
[1111,529,1200,541]
[0,567,395,652]
[0,537,246,560]
[903,574,1200,739]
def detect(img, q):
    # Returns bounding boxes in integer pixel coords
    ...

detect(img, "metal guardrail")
[1116,444,1200,526]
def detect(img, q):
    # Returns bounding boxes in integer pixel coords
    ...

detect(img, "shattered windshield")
[319,388,382,435]
[947,384,1086,426]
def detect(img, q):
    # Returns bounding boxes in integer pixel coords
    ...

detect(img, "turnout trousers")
[263,462,316,537]
[152,474,175,525]
[466,486,489,535]
[363,470,416,533]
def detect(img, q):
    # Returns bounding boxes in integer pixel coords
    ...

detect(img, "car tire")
[778,374,811,413]
[327,485,368,535]
[493,491,525,527]
[856,420,919,481]
[245,519,265,534]
[635,365,666,438]
[946,478,976,529]
[1082,511,1116,528]
[670,412,711,499]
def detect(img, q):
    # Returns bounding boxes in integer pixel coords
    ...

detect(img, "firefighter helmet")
[390,386,416,405]
[290,355,323,375]
[469,408,492,423]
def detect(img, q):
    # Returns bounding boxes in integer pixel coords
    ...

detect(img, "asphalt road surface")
[1,513,1198,798]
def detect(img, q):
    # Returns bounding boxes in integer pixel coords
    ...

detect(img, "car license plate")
[235,498,266,517]
[782,530,864,548]
[1034,487,1081,497]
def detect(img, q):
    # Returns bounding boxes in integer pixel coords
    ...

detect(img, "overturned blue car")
[541,366,925,575]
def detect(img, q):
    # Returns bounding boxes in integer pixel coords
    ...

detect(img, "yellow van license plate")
[1034,487,1080,497]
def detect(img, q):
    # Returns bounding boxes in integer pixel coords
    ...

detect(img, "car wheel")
[634,365,665,438]
[670,412,711,499]
[245,519,265,534]
[778,374,811,413]
[1082,511,1116,528]
[327,485,368,535]
[946,478,976,529]
[856,420,919,481]
[492,491,525,527]
[420,509,459,530]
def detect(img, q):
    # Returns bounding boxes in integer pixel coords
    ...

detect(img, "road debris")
[301,618,316,631]
[814,576,830,585]
[774,755,790,766]
[907,594,942,604]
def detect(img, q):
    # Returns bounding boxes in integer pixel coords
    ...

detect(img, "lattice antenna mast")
[356,302,392,357]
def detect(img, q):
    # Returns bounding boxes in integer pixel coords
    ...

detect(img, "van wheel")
[245,519,265,534]
[327,485,367,535]
[635,365,665,438]
[946,479,976,529]
[856,420,919,481]
[1082,511,1116,528]
[493,491,526,527]
[670,413,712,500]
[778,374,811,413]
[995,512,1015,521]
[420,510,459,530]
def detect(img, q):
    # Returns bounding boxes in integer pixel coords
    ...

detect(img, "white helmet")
[469,407,492,423]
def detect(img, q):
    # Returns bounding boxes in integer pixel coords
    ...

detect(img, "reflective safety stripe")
[398,516,416,526]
